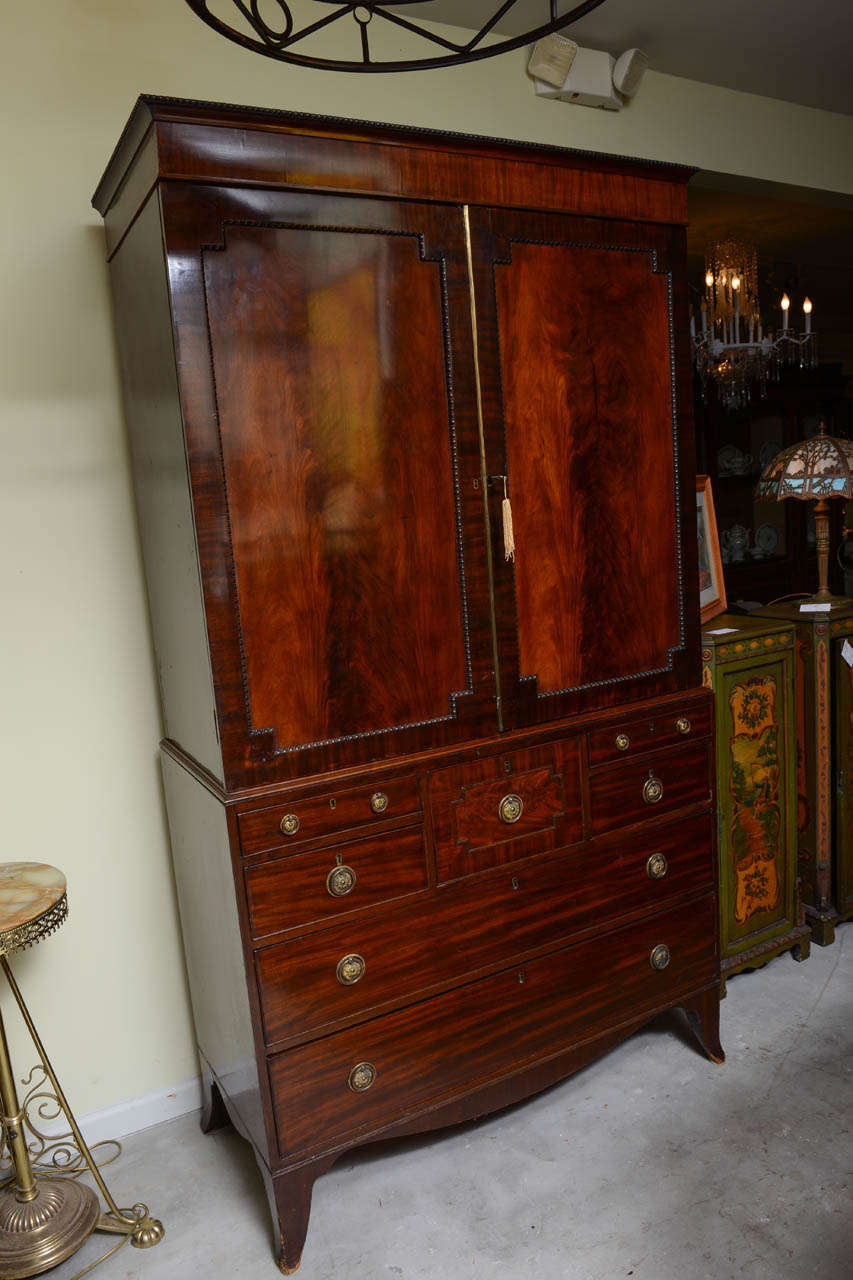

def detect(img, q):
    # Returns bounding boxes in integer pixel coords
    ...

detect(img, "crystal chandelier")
[691,239,817,411]
[183,1,609,73]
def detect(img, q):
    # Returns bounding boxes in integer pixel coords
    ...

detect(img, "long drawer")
[269,893,717,1159]
[256,812,713,1044]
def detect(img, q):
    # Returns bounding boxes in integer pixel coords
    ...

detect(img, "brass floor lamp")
[0,863,163,1277]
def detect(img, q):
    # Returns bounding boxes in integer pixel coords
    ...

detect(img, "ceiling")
[412,0,853,116]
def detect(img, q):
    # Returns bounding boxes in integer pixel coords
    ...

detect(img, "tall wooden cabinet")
[93,98,722,1272]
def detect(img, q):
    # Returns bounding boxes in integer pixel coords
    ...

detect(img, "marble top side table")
[0,863,163,1278]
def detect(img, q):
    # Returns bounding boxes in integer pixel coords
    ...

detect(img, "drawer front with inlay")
[269,893,717,1158]
[238,776,421,857]
[256,811,713,1044]
[428,738,582,882]
[245,827,428,938]
[589,741,711,835]
[588,698,712,767]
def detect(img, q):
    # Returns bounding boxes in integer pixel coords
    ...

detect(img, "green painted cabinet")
[757,600,853,944]
[702,615,810,979]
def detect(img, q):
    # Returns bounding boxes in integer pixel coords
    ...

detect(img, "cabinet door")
[714,654,798,961]
[467,207,700,729]
[162,185,496,785]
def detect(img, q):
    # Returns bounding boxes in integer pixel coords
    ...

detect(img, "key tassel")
[502,477,515,562]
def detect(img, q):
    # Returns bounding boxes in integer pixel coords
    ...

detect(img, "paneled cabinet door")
[161,184,498,784]
[466,207,700,729]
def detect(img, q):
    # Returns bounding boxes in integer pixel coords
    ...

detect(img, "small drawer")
[238,776,421,857]
[268,893,717,1159]
[588,700,712,768]
[245,827,428,939]
[256,811,713,1045]
[428,738,582,882]
[589,741,711,835]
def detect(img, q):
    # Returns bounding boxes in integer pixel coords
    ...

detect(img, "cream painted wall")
[2,0,853,1118]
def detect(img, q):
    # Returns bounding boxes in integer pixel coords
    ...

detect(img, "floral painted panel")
[728,676,782,924]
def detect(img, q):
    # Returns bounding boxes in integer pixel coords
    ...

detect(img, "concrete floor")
[46,924,850,1280]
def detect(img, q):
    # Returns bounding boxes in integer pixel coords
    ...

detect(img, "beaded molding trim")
[0,894,68,959]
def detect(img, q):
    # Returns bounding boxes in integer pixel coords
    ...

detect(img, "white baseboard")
[76,1075,202,1145]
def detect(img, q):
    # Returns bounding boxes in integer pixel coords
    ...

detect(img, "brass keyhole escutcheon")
[676,717,691,735]
[280,813,300,836]
[642,773,663,805]
[327,865,357,898]
[348,1062,376,1093]
[370,791,389,814]
[615,733,630,751]
[650,944,671,971]
[646,852,668,880]
[499,793,523,824]
[336,954,366,986]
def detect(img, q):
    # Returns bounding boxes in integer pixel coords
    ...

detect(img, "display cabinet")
[702,615,810,980]
[694,366,848,604]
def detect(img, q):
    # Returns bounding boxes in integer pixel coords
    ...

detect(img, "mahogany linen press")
[92,97,722,1272]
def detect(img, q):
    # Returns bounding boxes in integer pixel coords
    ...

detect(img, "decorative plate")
[759,440,782,468]
[755,522,780,555]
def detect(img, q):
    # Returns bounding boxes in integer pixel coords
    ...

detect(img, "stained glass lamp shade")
[756,422,853,603]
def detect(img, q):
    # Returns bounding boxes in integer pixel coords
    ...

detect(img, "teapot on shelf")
[721,524,750,563]
[729,452,754,476]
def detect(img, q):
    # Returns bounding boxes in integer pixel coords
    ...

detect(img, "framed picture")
[696,475,727,623]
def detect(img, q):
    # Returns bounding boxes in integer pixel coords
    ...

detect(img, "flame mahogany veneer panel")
[202,220,468,751]
[495,240,679,694]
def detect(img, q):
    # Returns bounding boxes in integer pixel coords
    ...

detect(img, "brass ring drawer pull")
[279,813,300,836]
[336,954,366,986]
[498,793,523,824]
[370,791,389,814]
[646,852,668,880]
[326,865,357,898]
[642,773,663,805]
[650,944,671,971]
[348,1062,376,1093]
[676,717,691,735]
[615,733,630,751]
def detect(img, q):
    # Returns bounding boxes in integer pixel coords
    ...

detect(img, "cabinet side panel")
[108,191,223,780]
[160,753,264,1156]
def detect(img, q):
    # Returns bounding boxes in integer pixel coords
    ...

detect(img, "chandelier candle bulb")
[804,297,813,333]
[781,293,790,330]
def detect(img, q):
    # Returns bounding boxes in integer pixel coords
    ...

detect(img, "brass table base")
[0,1177,99,1279]
[0,923,164,1279]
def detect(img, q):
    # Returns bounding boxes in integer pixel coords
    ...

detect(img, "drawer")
[589,741,711,835]
[245,827,428,939]
[428,738,582,882]
[588,699,712,767]
[238,776,421,857]
[256,812,713,1045]
[269,893,717,1159]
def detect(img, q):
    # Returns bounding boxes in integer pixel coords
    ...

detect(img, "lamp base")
[0,1177,99,1278]
[803,591,850,610]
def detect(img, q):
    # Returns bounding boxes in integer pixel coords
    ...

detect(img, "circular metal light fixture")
[183,1,609,73]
